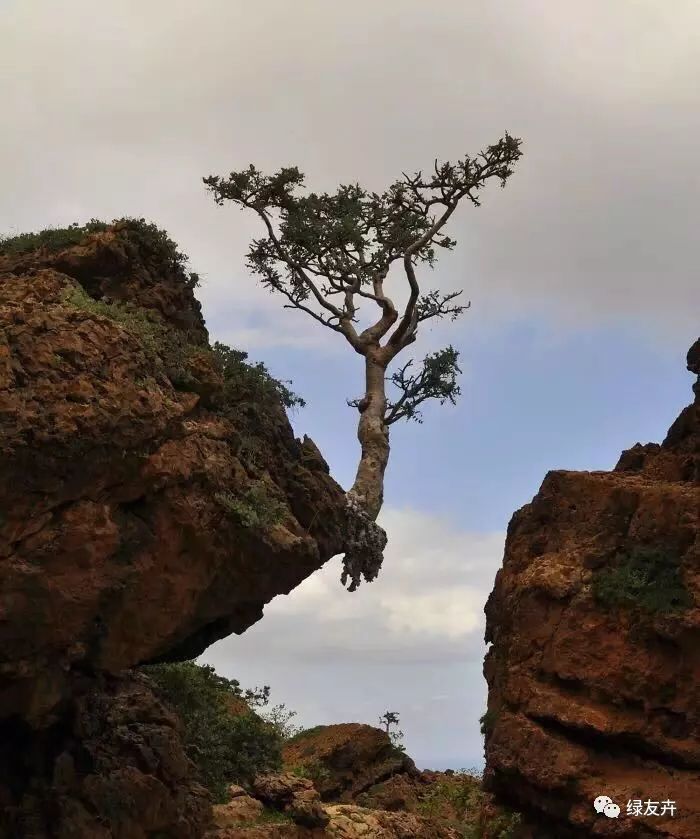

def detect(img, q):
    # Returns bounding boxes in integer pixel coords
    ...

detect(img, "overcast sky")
[2,1,698,768]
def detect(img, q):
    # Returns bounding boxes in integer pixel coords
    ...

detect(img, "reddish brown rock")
[282,724,417,803]
[211,793,265,828]
[252,773,329,828]
[0,224,348,837]
[484,338,700,838]
[0,225,347,724]
[0,672,211,838]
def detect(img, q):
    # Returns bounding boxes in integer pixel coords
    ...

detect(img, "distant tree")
[261,702,304,740]
[204,135,522,589]
[379,710,405,752]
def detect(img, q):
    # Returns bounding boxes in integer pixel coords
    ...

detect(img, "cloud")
[207,508,505,665]
[203,507,504,765]
[1,0,698,352]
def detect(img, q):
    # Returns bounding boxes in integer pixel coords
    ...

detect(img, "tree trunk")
[348,352,390,520]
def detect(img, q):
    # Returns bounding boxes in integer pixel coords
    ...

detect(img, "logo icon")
[594,795,620,818]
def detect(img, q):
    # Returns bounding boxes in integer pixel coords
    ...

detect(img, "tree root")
[341,493,388,592]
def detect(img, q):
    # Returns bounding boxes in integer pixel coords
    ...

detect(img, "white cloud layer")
[203,509,505,766]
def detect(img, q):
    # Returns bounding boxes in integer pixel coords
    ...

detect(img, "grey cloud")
[2,0,698,350]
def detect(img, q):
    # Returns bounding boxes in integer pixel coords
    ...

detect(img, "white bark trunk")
[348,352,390,520]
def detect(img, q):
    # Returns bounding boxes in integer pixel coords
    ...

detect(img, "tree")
[203,134,522,590]
[379,710,405,752]
[260,702,304,740]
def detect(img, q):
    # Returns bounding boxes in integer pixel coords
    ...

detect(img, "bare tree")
[203,133,522,589]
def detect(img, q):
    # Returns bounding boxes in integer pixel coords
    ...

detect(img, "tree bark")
[348,350,390,520]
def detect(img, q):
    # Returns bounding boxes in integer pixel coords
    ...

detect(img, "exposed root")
[341,492,387,592]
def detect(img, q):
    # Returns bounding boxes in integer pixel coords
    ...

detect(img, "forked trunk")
[348,353,390,520]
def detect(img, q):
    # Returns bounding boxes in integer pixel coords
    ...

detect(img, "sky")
[1,1,698,769]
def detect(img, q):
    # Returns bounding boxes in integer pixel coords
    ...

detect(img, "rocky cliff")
[484,338,700,837]
[0,221,348,837]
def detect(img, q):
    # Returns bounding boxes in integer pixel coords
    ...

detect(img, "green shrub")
[0,217,200,289]
[479,709,497,737]
[0,219,108,255]
[142,661,282,802]
[417,770,522,839]
[212,341,305,411]
[61,285,201,388]
[260,703,304,740]
[114,217,200,288]
[592,546,692,614]
[215,481,287,529]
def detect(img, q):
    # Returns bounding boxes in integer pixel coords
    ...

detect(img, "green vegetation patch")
[61,284,200,388]
[142,661,281,803]
[211,341,305,411]
[0,217,200,289]
[0,219,109,256]
[479,709,497,737]
[215,480,287,530]
[285,725,326,744]
[417,770,522,839]
[286,759,331,788]
[592,546,692,614]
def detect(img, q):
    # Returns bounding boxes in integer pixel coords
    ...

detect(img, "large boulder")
[0,222,348,836]
[282,724,417,803]
[484,338,700,837]
[0,223,347,723]
[253,773,329,828]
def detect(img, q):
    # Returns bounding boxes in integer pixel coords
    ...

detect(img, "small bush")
[142,661,282,802]
[215,481,287,529]
[61,285,201,388]
[286,759,331,787]
[417,770,522,839]
[260,703,304,740]
[592,546,692,614]
[0,217,200,289]
[212,341,305,411]
[0,219,108,256]
[479,709,497,737]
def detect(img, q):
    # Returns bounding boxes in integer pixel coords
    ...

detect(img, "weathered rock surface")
[211,786,265,828]
[206,803,459,839]
[205,759,513,838]
[0,225,347,723]
[252,773,329,828]
[484,338,700,837]
[324,804,458,838]
[0,224,348,836]
[0,672,211,838]
[282,724,417,803]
